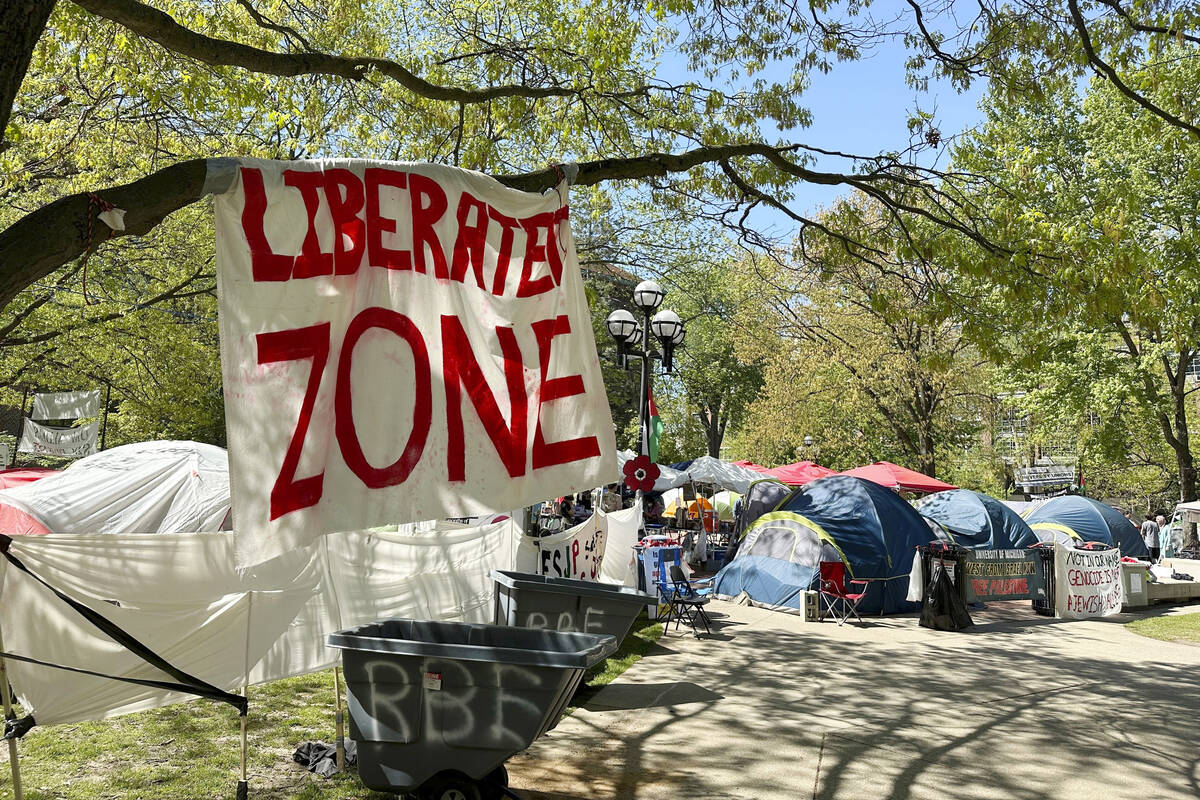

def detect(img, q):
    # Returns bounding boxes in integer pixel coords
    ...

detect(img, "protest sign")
[961,549,1045,602]
[215,159,616,566]
[515,516,608,580]
[18,419,98,458]
[1054,543,1123,618]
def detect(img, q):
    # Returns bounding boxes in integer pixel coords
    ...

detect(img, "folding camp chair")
[818,561,869,625]
[665,564,712,636]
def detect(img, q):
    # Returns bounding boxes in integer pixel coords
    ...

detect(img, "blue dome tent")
[917,490,1040,549]
[713,476,940,614]
[1024,496,1148,557]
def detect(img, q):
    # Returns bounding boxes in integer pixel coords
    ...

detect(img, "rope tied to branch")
[79,193,126,306]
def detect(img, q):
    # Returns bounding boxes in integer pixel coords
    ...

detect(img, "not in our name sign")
[960,549,1045,602]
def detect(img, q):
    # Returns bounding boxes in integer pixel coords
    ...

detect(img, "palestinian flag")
[647,388,664,463]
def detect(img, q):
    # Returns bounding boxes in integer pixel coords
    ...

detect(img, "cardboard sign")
[961,549,1045,602]
[1054,544,1122,618]
[214,159,616,566]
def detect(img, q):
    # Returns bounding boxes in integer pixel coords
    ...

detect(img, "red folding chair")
[818,561,869,625]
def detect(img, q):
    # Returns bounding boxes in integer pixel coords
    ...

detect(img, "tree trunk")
[0,0,55,139]
[700,397,724,458]
[917,419,936,477]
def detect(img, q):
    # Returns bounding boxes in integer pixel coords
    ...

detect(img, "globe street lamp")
[605,280,686,511]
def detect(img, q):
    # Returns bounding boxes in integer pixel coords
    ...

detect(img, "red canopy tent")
[841,461,957,494]
[732,459,772,473]
[0,468,58,490]
[765,460,837,486]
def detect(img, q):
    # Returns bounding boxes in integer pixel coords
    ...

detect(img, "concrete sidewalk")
[508,600,1200,800]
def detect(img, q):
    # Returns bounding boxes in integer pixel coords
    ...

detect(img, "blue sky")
[660,2,989,238]
[784,44,986,220]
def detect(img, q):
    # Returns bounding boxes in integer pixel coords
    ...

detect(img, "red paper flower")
[623,454,660,492]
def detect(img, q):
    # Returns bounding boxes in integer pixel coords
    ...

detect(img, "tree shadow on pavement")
[512,604,1200,800]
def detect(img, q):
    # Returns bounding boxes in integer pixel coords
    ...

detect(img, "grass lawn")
[1125,611,1200,645]
[1,616,662,800]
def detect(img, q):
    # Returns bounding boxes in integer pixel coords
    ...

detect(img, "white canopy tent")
[674,455,765,494]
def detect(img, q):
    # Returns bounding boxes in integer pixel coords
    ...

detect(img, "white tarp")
[676,455,765,493]
[31,389,102,421]
[214,158,616,567]
[1054,542,1123,619]
[0,441,231,534]
[0,518,520,725]
[17,418,98,458]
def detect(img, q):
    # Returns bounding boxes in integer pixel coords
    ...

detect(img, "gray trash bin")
[328,618,616,799]
[491,569,656,641]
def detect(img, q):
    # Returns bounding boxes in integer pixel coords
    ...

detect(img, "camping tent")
[917,490,1040,549]
[765,460,836,486]
[732,460,771,473]
[1024,496,1148,557]
[714,475,939,614]
[711,490,741,521]
[841,461,957,494]
[0,441,231,534]
[728,478,794,559]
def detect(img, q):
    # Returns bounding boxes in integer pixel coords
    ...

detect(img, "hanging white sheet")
[31,390,102,421]
[17,419,98,458]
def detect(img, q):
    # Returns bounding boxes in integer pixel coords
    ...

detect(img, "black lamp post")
[605,280,685,508]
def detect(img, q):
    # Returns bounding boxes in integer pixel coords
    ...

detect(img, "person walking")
[1156,513,1172,560]
[1141,514,1161,562]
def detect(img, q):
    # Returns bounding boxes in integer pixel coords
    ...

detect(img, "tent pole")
[99,383,111,452]
[237,685,248,800]
[333,667,345,772]
[0,624,25,800]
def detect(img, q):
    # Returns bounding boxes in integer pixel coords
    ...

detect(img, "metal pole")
[0,623,25,800]
[333,667,345,772]
[634,308,652,523]
[237,685,248,800]
[99,383,112,452]
[12,388,29,469]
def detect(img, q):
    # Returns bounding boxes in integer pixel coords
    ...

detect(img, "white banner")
[516,513,608,579]
[214,159,617,566]
[1054,543,1123,619]
[31,389,101,421]
[17,418,98,458]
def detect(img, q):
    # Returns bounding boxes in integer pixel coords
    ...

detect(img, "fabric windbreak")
[1,533,318,725]
[0,519,522,726]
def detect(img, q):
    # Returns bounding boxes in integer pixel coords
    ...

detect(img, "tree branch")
[1066,0,1200,138]
[72,0,578,104]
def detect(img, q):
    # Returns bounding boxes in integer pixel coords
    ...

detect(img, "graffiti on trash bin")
[355,657,548,749]
[520,604,614,634]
